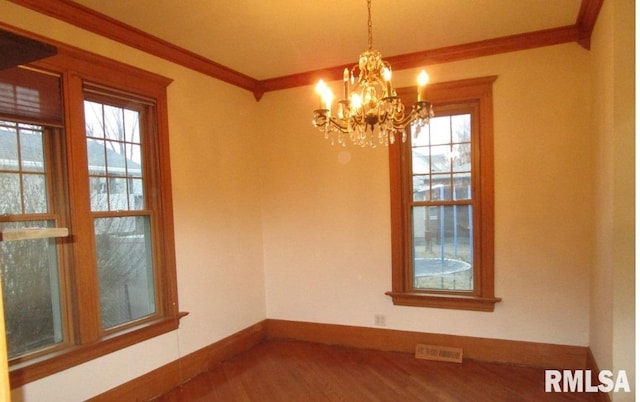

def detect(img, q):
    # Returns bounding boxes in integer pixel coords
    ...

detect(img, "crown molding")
[576,0,604,49]
[260,25,581,94]
[8,0,258,93]
[9,0,602,101]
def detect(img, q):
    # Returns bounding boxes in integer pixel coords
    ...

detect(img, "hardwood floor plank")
[152,341,601,401]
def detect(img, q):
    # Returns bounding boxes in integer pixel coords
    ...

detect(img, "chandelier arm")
[327,116,352,134]
[399,103,434,128]
[347,114,368,131]
[350,108,366,123]
[390,114,416,130]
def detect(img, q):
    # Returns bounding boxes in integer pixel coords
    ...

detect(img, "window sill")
[385,291,501,312]
[9,312,188,388]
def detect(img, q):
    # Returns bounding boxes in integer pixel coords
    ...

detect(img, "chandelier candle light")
[312,0,434,147]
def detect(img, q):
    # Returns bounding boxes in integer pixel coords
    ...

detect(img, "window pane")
[0,173,21,214]
[130,178,144,209]
[430,145,451,173]
[87,139,106,175]
[104,104,124,141]
[85,100,105,139]
[19,127,45,173]
[451,114,470,142]
[411,147,430,175]
[108,177,128,210]
[0,122,49,215]
[0,124,18,171]
[89,176,108,211]
[0,221,64,358]
[452,143,471,172]
[123,108,140,143]
[431,175,452,201]
[413,175,430,202]
[23,173,48,213]
[412,205,473,291]
[95,216,156,329]
[453,173,472,201]
[411,124,429,146]
[105,140,126,176]
[410,113,473,203]
[429,116,451,145]
[126,144,142,177]
[85,101,145,212]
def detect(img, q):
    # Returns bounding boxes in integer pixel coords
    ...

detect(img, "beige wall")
[590,0,635,400]
[0,0,635,400]
[1,3,266,401]
[260,44,594,345]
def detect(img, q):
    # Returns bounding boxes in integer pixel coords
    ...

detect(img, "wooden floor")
[152,340,602,402]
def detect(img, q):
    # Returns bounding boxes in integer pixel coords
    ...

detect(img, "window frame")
[82,89,163,334]
[386,76,501,312]
[0,122,74,363]
[2,35,180,387]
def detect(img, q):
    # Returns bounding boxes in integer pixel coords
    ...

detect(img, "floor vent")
[415,344,463,363]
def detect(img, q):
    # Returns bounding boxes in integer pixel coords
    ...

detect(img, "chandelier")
[312,0,433,147]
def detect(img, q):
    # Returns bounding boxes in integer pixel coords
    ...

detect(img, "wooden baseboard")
[266,319,589,369]
[89,319,597,400]
[87,321,266,402]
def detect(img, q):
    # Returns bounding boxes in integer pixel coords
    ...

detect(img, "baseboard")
[87,320,266,402]
[88,318,594,400]
[266,319,589,369]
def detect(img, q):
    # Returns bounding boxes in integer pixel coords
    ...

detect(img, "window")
[0,121,65,359]
[0,44,179,386]
[386,76,500,311]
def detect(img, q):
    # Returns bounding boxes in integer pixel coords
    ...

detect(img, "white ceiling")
[70,0,582,80]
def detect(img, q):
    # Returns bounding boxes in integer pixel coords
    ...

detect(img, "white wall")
[1,3,267,401]
[590,0,635,400]
[260,43,594,346]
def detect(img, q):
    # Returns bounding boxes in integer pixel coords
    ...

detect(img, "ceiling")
[68,0,583,80]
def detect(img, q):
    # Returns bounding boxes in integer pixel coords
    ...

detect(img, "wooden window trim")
[4,35,182,388]
[386,76,501,312]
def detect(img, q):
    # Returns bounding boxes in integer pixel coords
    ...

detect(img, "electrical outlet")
[374,314,386,327]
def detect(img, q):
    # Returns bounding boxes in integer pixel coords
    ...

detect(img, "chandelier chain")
[367,0,373,50]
